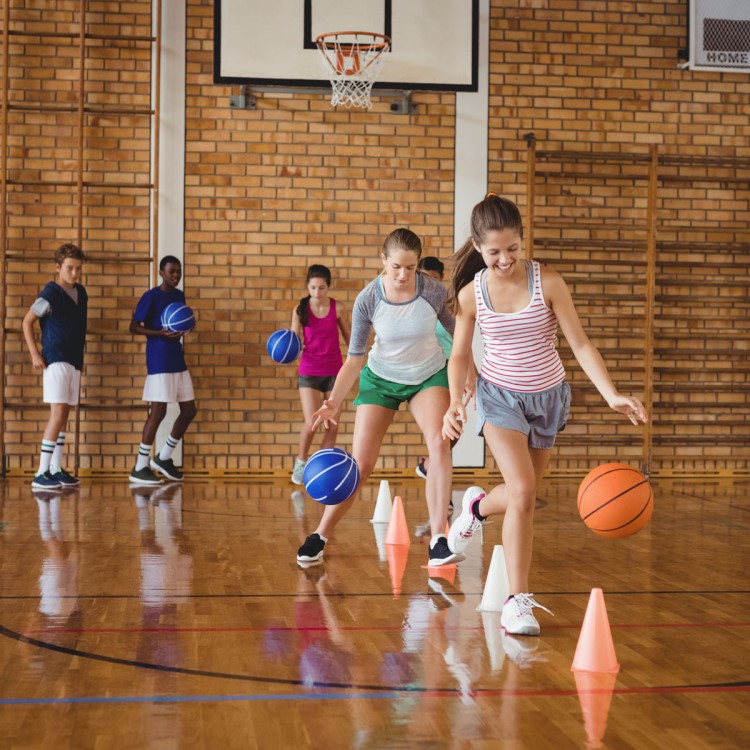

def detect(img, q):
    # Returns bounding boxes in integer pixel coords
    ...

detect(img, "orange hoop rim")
[316,31,391,52]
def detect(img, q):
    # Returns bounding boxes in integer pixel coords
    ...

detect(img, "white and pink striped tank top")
[474,261,566,393]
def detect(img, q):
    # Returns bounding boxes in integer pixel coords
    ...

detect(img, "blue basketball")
[161,302,195,334]
[303,448,360,506]
[267,329,302,364]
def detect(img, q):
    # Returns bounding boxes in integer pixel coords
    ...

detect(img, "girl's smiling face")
[474,228,523,279]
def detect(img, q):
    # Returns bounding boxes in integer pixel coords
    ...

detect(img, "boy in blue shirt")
[22,243,88,489]
[129,255,197,484]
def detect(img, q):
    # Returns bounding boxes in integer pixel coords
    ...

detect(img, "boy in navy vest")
[22,243,88,489]
[128,255,197,485]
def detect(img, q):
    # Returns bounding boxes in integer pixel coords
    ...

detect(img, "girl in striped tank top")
[443,195,648,637]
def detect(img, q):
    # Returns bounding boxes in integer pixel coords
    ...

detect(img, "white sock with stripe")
[135,443,152,471]
[159,435,179,461]
[50,432,66,474]
[37,440,56,475]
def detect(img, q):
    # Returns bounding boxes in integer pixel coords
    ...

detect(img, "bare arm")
[311,354,365,430]
[443,284,477,440]
[337,310,351,346]
[545,268,648,425]
[22,309,46,371]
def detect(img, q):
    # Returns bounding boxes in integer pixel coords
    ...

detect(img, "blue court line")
[0,692,399,706]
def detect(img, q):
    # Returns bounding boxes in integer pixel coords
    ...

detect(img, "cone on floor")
[371,480,393,523]
[571,588,620,673]
[476,544,510,612]
[574,670,617,749]
[480,610,505,671]
[372,521,388,561]
[424,563,456,583]
[386,544,409,596]
[385,495,411,546]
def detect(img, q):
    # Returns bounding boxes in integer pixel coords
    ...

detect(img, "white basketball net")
[316,32,391,109]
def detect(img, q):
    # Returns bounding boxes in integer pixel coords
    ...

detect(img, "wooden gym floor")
[0,475,748,749]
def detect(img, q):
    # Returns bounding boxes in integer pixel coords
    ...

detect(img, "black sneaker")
[150,456,184,481]
[129,466,163,485]
[31,471,62,489]
[415,458,427,479]
[50,468,80,487]
[297,533,326,563]
[427,535,465,567]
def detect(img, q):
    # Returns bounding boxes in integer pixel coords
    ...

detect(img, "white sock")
[430,533,446,548]
[50,432,66,474]
[135,443,152,471]
[159,435,179,461]
[37,440,56,475]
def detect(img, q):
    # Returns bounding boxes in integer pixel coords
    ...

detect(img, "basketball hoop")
[316,31,391,110]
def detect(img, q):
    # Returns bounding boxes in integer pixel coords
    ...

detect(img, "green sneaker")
[291,458,306,485]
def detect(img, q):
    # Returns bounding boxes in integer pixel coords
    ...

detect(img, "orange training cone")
[425,563,456,584]
[385,495,411,547]
[386,544,409,596]
[571,588,620,673]
[574,670,617,749]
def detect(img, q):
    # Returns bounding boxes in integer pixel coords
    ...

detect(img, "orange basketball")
[578,463,653,539]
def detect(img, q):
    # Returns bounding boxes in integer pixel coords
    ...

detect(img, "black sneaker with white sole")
[129,466,163,485]
[150,456,184,481]
[427,535,465,567]
[297,533,326,563]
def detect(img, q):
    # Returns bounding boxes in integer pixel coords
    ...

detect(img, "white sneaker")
[500,593,554,636]
[291,458,306,485]
[448,486,486,555]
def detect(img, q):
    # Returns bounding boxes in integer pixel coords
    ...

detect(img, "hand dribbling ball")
[303,448,360,506]
[578,462,654,538]
[161,302,195,334]
[267,329,302,364]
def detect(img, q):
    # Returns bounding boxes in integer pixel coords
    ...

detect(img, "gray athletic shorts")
[476,377,571,449]
[298,374,336,393]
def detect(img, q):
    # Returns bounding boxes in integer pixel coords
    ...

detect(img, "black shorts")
[298,374,337,393]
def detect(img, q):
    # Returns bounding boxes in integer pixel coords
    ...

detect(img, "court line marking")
[2,682,750,707]
[19,620,750,635]
[2,589,749,601]
[1,623,748,697]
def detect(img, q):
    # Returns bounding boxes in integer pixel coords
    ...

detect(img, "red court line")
[23,621,750,635]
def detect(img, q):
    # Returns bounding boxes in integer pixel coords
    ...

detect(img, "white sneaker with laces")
[291,458,306,485]
[500,593,554,636]
[448,486,486,555]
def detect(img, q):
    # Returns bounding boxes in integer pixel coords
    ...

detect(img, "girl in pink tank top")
[290,265,350,485]
[441,194,648,637]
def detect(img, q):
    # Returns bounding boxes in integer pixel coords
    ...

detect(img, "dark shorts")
[476,377,571,450]
[298,374,337,393]
[353,365,449,411]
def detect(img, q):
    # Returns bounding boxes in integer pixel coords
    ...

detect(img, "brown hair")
[54,243,86,265]
[449,194,523,312]
[382,227,422,258]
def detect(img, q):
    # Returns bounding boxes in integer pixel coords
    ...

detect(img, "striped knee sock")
[37,439,56,476]
[135,443,152,471]
[159,435,179,461]
[50,432,66,474]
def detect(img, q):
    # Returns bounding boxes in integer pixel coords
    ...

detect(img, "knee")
[505,485,536,514]
[425,433,451,460]
[355,457,376,482]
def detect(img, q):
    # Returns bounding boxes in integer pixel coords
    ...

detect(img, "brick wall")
[3,0,748,476]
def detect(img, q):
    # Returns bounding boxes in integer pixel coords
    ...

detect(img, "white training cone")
[476,545,511,612]
[372,521,388,561]
[481,610,505,671]
[371,479,393,523]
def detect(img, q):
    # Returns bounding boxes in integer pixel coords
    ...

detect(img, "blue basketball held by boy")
[161,302,195,334]
[303,448,360,505]
[267,329,302,364]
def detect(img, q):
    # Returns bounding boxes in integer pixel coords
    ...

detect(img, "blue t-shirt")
[133,287,188,375]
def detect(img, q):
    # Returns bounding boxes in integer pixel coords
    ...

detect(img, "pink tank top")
[474,261,566,392]
[299,298,344,377]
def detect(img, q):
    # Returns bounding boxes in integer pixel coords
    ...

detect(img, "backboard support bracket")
[228,86,418,115]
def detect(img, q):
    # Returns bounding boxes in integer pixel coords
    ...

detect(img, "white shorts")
[43,362,81,405]
[143,371,195,404]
